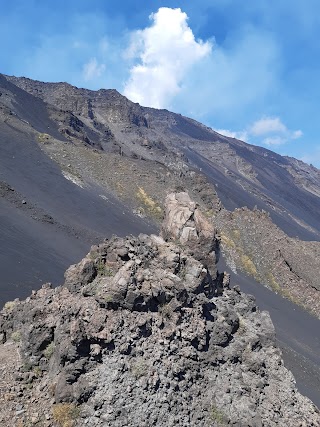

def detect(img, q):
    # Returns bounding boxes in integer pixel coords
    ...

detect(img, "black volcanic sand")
[0,198,88,304]
[0,194,156,307]
[218,257,320,408]
[0,122,156,306]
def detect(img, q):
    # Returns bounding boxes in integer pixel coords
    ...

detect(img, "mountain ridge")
[4,73,320,242]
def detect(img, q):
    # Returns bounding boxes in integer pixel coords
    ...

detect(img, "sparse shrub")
[21,361,33,372]
[210,405,226,425]
[105,268,114,277]
[240,254,258,277]
[103,293,114,303]
[89,251,99,260]
[43,342,55,359]
[52,403,80,427]
[11,331,21,342]
[3,300,16,311]
[131,358,148,379]
[237,314,247,335]
[178,265,186,281]
[204,208,215,219]
[33,366,43,378]
[38,132,50,143]
[96,257,114,277]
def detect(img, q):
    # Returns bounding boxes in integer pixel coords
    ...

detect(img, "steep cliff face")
[0,194,318,427]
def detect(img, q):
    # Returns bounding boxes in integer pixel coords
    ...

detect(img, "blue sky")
[1,0,320,166]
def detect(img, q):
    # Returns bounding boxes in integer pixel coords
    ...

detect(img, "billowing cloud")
[83,57,106,81]
[123,7,212,108]
[171,27,280,122]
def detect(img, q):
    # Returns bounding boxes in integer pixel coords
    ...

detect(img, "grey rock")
[0,193,318,426]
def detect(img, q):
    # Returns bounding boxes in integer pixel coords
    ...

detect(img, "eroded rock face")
[161,192,215,242]
[0,194,319,426]
[161,192,218,275]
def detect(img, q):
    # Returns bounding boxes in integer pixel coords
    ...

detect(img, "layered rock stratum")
[0,193,318,427]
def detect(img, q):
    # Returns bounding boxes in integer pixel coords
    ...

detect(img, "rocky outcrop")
[161,192,218,275]
[0,194,319,426]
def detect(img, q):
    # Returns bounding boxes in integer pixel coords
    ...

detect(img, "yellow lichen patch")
[220,232,236,248]
[137,187,156,209]
[240,255,258,277]
[116,181,125,196]
[230,228,241,241]
[38,132,50,143]
[266,272,297,302]
[266,272,282,293]
[136,187,162,220]
[3,300,16,311]
[52,403,80,427]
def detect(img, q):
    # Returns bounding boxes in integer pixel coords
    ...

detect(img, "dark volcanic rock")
[0,194,318,426]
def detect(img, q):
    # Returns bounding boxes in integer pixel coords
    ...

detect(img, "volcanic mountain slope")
[1,74,320,407]
[0,193,319,427]
[6,73,320,241]
[0,73,222,305]
[1,73,320,313]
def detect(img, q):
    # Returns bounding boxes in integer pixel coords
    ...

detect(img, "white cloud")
[249,116,287,136]
[83,57,106,81]
[123,7,212,108]
[171,27,280,121]
[215,116,303,147]
[216,128,248,141]
[292,129,303,139]
[262,136,287,146]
